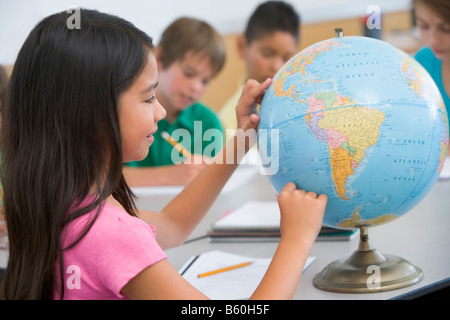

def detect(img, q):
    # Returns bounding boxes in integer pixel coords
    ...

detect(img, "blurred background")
[0,0,421,111]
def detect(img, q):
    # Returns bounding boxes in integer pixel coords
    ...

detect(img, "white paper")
[439,156,450,180]
[212,201,280,230]
[179,250,315,300]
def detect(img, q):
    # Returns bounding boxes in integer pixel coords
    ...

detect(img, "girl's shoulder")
[94,201,157,240]
[63,199,157,249]
[59,200,166,299]
[415,46,433,57]
[414,46,442,77]
[415,47,439,66]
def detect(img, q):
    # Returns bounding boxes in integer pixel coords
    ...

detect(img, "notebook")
[207,201,358,242]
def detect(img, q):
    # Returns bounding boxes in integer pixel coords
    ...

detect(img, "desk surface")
[0,165,449,299]
[156,171,450,300]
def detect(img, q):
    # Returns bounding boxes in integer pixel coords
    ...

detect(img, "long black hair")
[0,9,154,299]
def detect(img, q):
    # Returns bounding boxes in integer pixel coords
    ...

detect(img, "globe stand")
[313,226,423,293]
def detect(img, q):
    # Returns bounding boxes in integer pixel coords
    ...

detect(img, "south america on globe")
[258,36,449,229]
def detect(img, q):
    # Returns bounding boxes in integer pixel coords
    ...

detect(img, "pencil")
[197,261,253,278]
[161,131,192,158]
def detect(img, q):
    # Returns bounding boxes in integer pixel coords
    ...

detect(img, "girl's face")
[118,52,166,163]
[415,2,450,61]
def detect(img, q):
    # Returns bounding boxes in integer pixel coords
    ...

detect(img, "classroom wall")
[0,0,418,111]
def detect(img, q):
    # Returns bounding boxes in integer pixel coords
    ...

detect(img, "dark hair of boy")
[244,1,301,44]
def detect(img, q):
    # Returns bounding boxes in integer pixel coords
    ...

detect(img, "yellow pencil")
[161,131,192,158]
[197,261,253,278]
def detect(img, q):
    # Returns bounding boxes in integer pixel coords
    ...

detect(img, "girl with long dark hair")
[0,9,327,299]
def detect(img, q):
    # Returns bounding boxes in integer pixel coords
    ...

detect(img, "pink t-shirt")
[53,198,167,300]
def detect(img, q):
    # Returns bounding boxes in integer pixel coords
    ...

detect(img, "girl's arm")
[121,78,327,300]
[136,79,272,249]
[249,183,326,299]
[121,180,326,300]
[123,154,208,187]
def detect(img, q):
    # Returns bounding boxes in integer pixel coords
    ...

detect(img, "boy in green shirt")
[125,17,226,186]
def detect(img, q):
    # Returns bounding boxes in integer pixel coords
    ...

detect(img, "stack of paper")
[439,156,450,180]
[207,201,358,242]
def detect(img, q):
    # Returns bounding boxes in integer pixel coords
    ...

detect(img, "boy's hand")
[235,78,272,131]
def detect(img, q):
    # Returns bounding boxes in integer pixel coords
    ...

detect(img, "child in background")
[413,0,450,143]
[219,0,300,132]
[0,9,327,300]
[124,17,226,186]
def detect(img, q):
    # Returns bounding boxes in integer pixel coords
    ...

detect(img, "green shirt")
[126,102,223,167]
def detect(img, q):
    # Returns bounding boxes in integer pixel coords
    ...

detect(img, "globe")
[258,35,449,230]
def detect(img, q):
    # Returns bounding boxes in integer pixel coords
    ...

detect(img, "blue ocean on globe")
[258,36,449,229]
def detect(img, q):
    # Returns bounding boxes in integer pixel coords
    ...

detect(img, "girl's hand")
[277,182,327,245]
[249,182,327,299]
[235,78,272,131]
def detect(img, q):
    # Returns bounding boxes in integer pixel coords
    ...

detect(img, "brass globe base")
[313,226,423,293]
